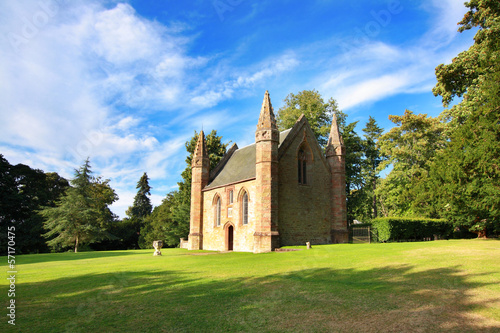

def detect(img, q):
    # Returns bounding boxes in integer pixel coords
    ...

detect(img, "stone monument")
[153,240,163,256]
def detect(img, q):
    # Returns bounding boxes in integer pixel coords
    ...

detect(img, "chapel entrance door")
[227,225,234,251]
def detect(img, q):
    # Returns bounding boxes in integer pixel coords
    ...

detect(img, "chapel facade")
[187,91,347,253]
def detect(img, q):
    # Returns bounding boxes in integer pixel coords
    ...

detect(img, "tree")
[430,0,500,237]
[433,0,500,122]
[342,121,366,224]
[0,155,69,255]
[42,159,118,252]
[139,191,189,248]
[123,172,153,248]
[376,110,446,217]
[361,116,385,219]
[277,90,342,147]
[127,172,153,219]
[430,62,500,237]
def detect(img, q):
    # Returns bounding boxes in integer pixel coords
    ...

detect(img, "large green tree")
[42,159,118,252]
[376,110,446,217]
[127,172,153,219]
[123,172,153,248]
[430,0,500,237]
[433,0,500,110]
[276,89,342,147]
[0,155,69,255]
[361,116,385,219]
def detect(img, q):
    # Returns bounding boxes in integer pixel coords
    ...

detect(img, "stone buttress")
[188,130,209,250]
[325,114,348,243]
[254,91,280,252]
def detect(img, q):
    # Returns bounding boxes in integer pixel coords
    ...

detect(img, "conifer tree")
[42,159,118,252]
[362,116,384,219]
[127,172,153,219]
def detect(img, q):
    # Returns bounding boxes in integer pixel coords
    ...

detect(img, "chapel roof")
[204,129,291,190]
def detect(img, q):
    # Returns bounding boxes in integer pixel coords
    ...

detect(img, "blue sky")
[0,0,474,218]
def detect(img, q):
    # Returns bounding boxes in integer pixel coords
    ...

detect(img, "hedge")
[371,217,453,242]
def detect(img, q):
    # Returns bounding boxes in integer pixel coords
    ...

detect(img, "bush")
[371,217,453,242]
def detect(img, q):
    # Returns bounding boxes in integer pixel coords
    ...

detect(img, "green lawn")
[2,240,500,332]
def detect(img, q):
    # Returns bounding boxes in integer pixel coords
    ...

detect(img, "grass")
[2,239,500,332]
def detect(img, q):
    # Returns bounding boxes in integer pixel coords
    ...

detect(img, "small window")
[298,149,307,184]
[215,197,221,226]
[229,190,233,204]
[242,192,248,225]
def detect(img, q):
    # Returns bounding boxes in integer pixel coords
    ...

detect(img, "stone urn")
[153,240,163,256]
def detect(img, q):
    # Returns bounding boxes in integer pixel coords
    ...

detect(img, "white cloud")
[312,0,470,111]
[189,52,299,108]
[0,0,205,218]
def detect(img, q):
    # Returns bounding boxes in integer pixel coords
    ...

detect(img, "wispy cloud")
[309,1,470,111]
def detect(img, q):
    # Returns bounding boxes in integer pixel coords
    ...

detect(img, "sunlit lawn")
[2,239,500,332]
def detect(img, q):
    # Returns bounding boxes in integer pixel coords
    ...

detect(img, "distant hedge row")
[371,217,453,242]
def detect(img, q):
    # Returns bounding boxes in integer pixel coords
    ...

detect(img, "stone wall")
[201,180,256,252]
[278,126,332,246]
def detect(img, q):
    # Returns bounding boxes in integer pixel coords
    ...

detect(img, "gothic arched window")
[298,149,307,184]
[242,192,249,225]
[215,196,221,226]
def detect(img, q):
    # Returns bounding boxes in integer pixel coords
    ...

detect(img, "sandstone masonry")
[187,91,348,253]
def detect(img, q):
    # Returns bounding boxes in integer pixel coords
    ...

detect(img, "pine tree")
[362,116,384,219]
[128,172,153,219]
[42,159,118,252]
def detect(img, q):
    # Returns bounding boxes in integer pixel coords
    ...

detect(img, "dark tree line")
[0,155,69,255]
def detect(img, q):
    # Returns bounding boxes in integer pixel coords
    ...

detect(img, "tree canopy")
[42,159,118,252]
[0,155,69,254]
[276,89,342,147]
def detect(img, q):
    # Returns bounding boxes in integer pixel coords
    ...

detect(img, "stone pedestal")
[153,240,163,256]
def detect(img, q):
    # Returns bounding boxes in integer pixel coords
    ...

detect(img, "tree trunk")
[75,235,79,253]
[372,179,378,218]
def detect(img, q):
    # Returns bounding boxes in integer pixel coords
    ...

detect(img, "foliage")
[0,154,69,255]
[276,89,342,147]
[429,0,500,237]
[376,110,446,217]
[357,116,385,220]
[122,172,153,249]
[139,191,190,248]
[433,0,500,111]
[371,217,453,242]
[41,159,118,252]
[127,172,153,219]
[342,121,366,224]
[429,66,500,238]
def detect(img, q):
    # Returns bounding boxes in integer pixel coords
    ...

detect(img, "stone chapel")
[186,91,347,253]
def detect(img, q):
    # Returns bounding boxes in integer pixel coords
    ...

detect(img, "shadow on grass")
[17,264,500,332]
[16,250,139,265]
